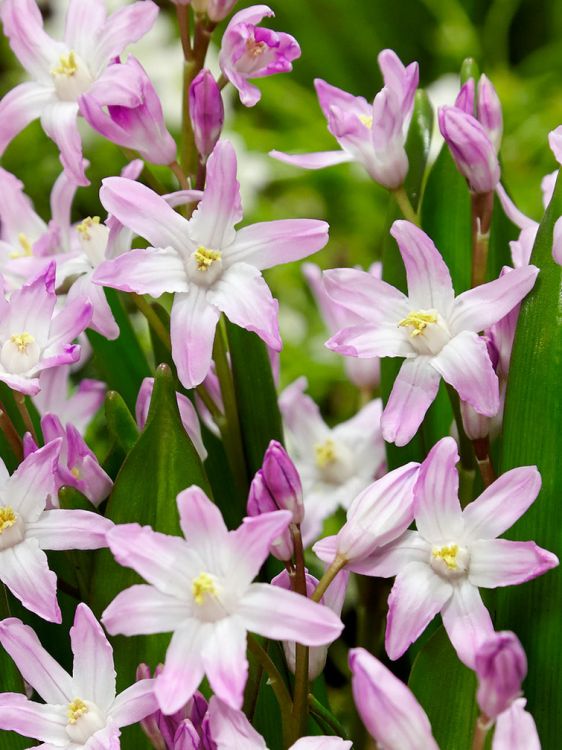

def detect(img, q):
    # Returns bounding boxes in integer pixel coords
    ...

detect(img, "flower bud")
[455,78,475,116]
[477,74,503,152]
[189,70,224,163]
[460,399,490,440]
[261,440,304,523]
[438,106,500,193]
[247,470,294,561]
[475,631,527,719]
[137,664,166,749]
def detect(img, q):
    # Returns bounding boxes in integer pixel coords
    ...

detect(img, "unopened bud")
[247,470,294,561]
[475,631,527,719]
[189,70,224,163]
[477,75,503,152]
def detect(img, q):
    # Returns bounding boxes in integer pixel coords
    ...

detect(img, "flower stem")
[195,383,223,425]
[471,715,491,750]
[308,694,349,738]
[175,3,193,61]
[247,635,293,736]
[217,73,229,90]
[0,406,22,460]
[130,293,172,351]
[169,160,190,190]
[289,526,310,744]
[392,186,420,226]
[13,393,38,444]
[470,191,494,288]
[473,436,497,488]
[312,556,347,603]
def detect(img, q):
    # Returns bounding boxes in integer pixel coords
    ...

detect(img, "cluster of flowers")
[0,0,558,748]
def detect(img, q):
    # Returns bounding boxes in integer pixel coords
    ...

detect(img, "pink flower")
[349,647,439,750]
[271,49,418,189]
[0,604,157,748]
[325,220,538,446]
[102,486,343,713]
[0,263,92,395]
[0,442,112,622]
[219,5,300,107]
[33,365,105,435]
[279,377,385,545]
[0,0,159,185]
[93,141,329,389]
[80,56,177,166]
[358,438,557,668]
[189,69,225,163]
[475,631,527,720]
[492,698,540,750]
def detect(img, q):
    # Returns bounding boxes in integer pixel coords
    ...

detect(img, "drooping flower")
[475,631,527,720]
[189,69,225,163]
[0,263,92,395]
[0,0,159,185]
[93,140,329,389]
[102,486,343,713]
[325,220,538,446]
[279,376,385,543]
[0,441,112,622]
[0,604,157,748]
[349,647,439,750]
[219,6,300,107]
[270,49,418,189]
[33,365,105,435]
[354,438,557,668]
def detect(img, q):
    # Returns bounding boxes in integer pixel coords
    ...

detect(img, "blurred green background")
[1,0,561,418]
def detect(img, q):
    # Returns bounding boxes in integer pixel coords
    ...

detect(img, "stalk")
[312,556,347,603]
[470,191,494,287]
[289,525,309,744]
[473,436,497,488]
[392,186,420,225]
[471,715,491,750]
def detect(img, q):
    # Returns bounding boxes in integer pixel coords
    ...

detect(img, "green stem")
[308,694,349,739]
[217,73,229,90]
[195,384,223,424]
[470,191,494,288]
[471,715,491,750]
[473,437,497,488]
[131,293,172,351]
[0,406,22,460]
[247,634,293,745]
[392,186,420,225]
[169,160,190,190]
[13,393,38,443]
[446,385,476,505]
[312,556,347,603]
[176,3,193,61]
[289,526,309,744]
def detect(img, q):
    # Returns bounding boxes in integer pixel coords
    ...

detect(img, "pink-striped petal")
[323,267,409,324]
[0,693,67,744]
[348,530,430,577]
[93,0,159,71]
[0,0,62,81]
[171,289,220,389]
[71,603,116,712]
[207,696,266,749]
[492,699,540,750]
[441,580,494,668]
[27,509,112,550]
[203,618,248,710]
[278,376,328,454]
[0,83,54,155]
[93,248,188,297]
[327,322,413,358]
[109,679,158,728]
[226,511,292,586]
[156,620,209,714]
[314,78,370,121]
[102,584,190,637]
[177,486,228,563]
[469,539,558,588]
[7,440,60,521]
[40,101,88,186]
[64,0,106,62]
[269,149,353,169]
[0,540,61,622]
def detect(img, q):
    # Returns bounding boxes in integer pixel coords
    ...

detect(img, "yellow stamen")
[358,114,373,128]
[52,51,78,77]
[77,216,100,241]
[10,332,35,353]
[432,544,459,570]
[70,466,81,479]
[246,38,267,58]
[194,246,222,272]
[0,507,16,534]
[314,438,337,469]
[398,310,438,337]
[67,698,88,725]
[192,572,219,605]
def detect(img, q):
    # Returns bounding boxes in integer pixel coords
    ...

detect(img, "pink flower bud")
[261,440,304,523]
[477,75,503,152]
[455,78,475,115]
[438,106,500,193]
[248,470,294,561]
[460,399,490,440]
[189,70,224,163]
[173,0,238,20]
[475,631,527,719]
[137,664,166,749]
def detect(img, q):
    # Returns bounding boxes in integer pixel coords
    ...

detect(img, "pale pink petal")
[462,467,542,540]
[189,141,242,249]
[40,101,88,187]
[93,248,188,297]
[495,184,535,231]
[171,289,220,389]
[94,0,159,71]
[203,618,248,710]
[4,264,57,345]
[414,436,463,543]
[0,0,62,81]
[226,219,329,270]
[323,267,409,324]
[381,357,441,446]
[385,562,452,660]
[207,263,281,350]
[7,440,60,521]
[349,647,438,750]
[100,177,191,253]
[269,149,353,169]
[83,722,121,750]
[314,77,370,120]
[238,583,343,644]
[0,372,40,395]
[0,617,73,703]
[469,539,558,588]
[0,83,54,155]
[390,220,455,313]
[226,511,292,586]
[109,679,158,728]
[50,169,78,242]
[0,540,60,622]
[0,693,67,744]
[0,167,46,245]
[207,696,266,749]
[553,215,562,266]
[492,699,540,750]
[278,376,328,454]
[71,603,116,711]
[326,322,413,358]
[44,295,93,353]
[102,584,190,636]
[441,579,494,668]
[156,620,209,714]
[27,509,112,550]
[431,331,499,417]
[348,530,430,577]
[449,265,539,334]
[67,275,119,340]
[177,486,228,562]
[64,0,106,61]
[291,739,352,750]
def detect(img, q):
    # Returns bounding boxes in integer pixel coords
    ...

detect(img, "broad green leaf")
[495,170,562,746]
[409,626,477,749]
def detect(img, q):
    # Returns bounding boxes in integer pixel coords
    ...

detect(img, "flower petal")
[326,322,413,358]
[0,693,67,744]
[0,618,73,703]
[381,357,441,446]
[385,562,452,660]
[156,620,209,715]
[171,289,220,389]
[203,618,248,710]
[40,101,88,186]
[0,540,60,622]
[440,579,494,668]
[278,376,328,455]
[93,0,159,71]
[71,603,116,712]
[226,219,329,271]
[462,467,542,540]
[27,509,112,550]
[177,486,228,564]
[226,511,292,586]
[469,539,558,588]
[431,330,499,416]
[109,679,158,728]
[64,0,106,62]
[0,0,62,81]
[492,699,540,750]
[348,531,430,577]
[269,149,353,169]
[93,248,188,297]
[7,440,60,521]
[102,584,190,637]
[207,695,267,750]
[0,83,54,155]
[323,267,409,324]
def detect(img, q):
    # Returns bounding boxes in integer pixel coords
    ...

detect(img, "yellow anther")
[358,114,373,128]
[192,572,219,605]
[314,438,337,469]
[67,698,88,725]
[52,51,78,77]
[0,507,16,534]
[10,332,35,353]
[246,38,267,58]
[432,544,459,570]
[194,246,222,272]
[398,310,438,337]
[77,216,101,241]
[70,466,81,479]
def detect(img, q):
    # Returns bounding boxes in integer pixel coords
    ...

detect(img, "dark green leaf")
[105,391,139,454]
[404,89,434,211]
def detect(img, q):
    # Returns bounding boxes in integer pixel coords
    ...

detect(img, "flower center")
[10,332,35,353]
[9,233,33,259]
[358,114,373,128]
[188,246,223,286]
[0,506,25,551]
[313,437,355,485]
[1,332,41,375]
[0,506,16,532]
[192,571,220,605]
[430,543,470,579]
[398,310,438,337]
[315,438,337,468]
[194,246,222,271]
[77,216,100,242]
[77,216,108,267]
[65,698,106,744]
[70,466,81,479]
[398,308,451,356]
[246,37,267,59]
[51,50,93,102]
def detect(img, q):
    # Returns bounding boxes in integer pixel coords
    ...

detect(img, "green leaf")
[404,89,434,211]
[105,391,139,454]
[487,191,518,280]
[0,587,27,750]
[495,170,562,746]
[409,626,477,749]
[460,57,480,87]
